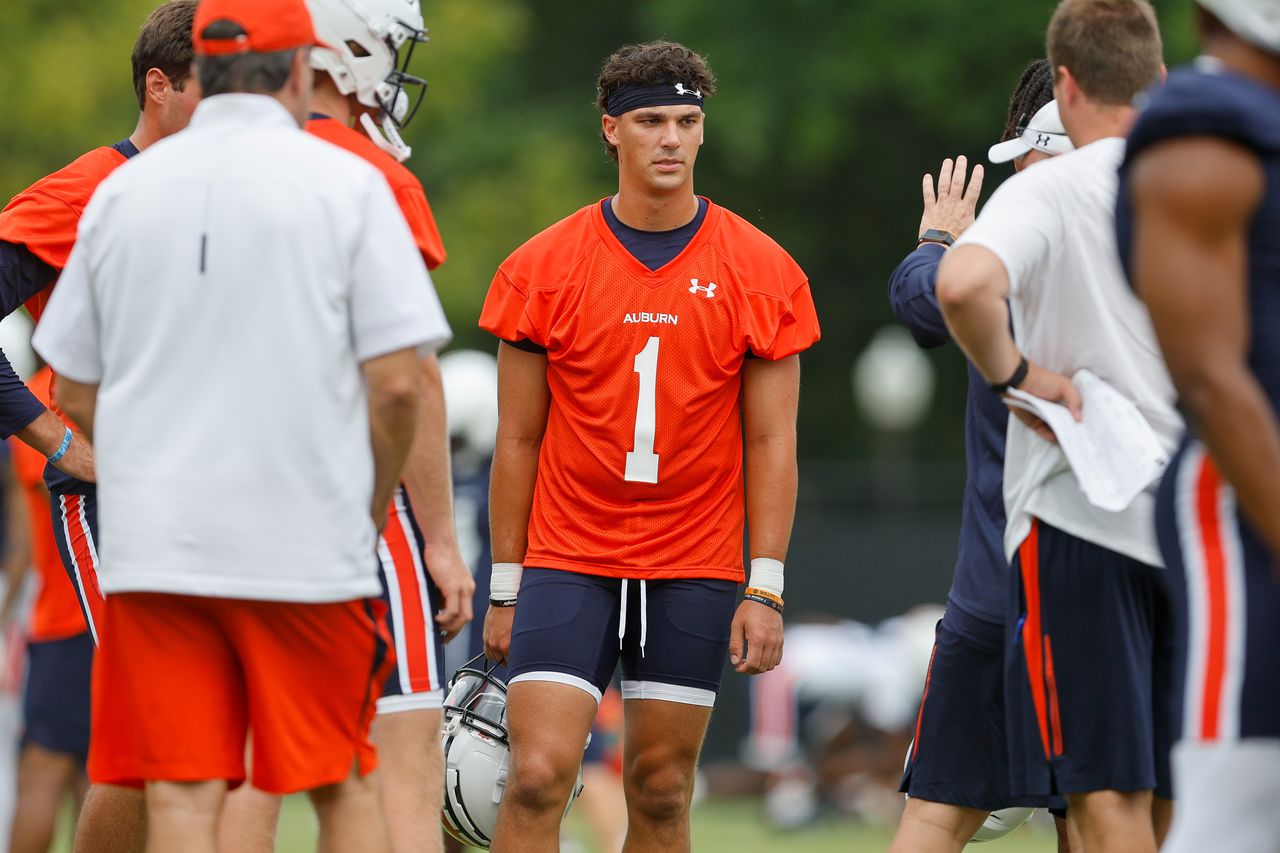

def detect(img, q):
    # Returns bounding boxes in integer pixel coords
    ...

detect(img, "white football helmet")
[305,0,429,160]
[440,349,499,458]
[440,657,585,848]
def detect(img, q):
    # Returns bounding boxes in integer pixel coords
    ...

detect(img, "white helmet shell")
[970,806,1037,843]
[306,0,426,111]
[440,659,584,849]
[440,349,499,456]
[1199,0,1280,52]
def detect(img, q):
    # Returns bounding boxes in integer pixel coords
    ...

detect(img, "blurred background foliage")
[0,0,1197,605]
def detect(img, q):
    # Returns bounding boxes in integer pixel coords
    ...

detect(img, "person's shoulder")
[305,118,423,193]
[4,146,126,214]
[708,202,807,295]
[1128,64,1280,161]
[499,203,600,290]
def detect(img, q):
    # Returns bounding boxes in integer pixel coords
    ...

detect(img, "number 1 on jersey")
[624,336,660,483]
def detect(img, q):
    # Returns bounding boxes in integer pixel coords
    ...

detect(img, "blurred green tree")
[0,0,1196,463]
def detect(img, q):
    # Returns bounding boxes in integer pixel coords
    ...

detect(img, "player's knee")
[627,762,693,825]
[504,751,581,815]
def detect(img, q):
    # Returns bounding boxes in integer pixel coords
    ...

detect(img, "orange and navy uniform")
[305,115,446,270]
[480,199,820,582]
[9,368,89,642]
[306,115,446,704]
[0,144,134,446]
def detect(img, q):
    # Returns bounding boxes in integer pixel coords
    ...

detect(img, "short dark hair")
[196,21,296,97]
[595,41,717,163]
[131,0,198,110]
[1046,0,1162,105]
[1001,59,1054,142]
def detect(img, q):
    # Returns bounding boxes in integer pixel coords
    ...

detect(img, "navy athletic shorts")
[507,567,738,706]
[22,631,94,764]
[1006,518,1174,799]
[1158,440,1280,742]
[376,486,445,713]
[901,608,1062,810]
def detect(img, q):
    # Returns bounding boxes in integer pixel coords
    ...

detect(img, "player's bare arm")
[15,407,95,482]
[50,377,98,442]
[363,347,424,532]
[400,353,474,642]
[1130,136,1280,555]
[484,342,550,664]
[937,245,1081,441]
[732,354,800,676]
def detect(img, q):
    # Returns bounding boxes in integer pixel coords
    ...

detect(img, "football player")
[479,40,820,851]
[1118,1,1280,850]
[0,6,204,850]
[304,1,473,850]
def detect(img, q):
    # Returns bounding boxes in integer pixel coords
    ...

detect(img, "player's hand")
[729,599,784,675]
[919,155,984,242]
[483,605,515,666]
[423,543,475,643]
[1005,362,1082,444]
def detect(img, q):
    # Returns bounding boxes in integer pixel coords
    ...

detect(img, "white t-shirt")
[956,137,1181,567]
[32,95,451,603]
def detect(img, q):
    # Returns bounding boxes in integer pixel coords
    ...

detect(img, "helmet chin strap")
[358,112,413,163]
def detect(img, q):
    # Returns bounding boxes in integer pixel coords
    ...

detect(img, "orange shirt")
[480,199,820,581]
[0,146,128,324]
[9,367,86,641]
[305,116,447,270]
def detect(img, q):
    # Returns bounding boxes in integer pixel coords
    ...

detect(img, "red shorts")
[88,592,392,794]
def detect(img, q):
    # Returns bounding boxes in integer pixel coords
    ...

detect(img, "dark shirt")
[600,196,708,271]
[1118,63,1280,426]
[888,242,1009,648]
[0,241,57,437]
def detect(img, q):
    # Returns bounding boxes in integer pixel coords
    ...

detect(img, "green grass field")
[55,795,1059,852]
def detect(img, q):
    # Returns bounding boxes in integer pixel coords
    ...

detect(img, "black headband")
[605,81,707,117]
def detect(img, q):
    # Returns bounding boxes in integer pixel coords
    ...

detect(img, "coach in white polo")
[30,0,449,849]
[935,2,1179,853]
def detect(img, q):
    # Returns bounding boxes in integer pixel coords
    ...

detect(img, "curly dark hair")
[595,40,717,162]
[1000,59,1054,143]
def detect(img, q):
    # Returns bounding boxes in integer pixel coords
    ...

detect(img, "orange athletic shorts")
[88,592,392,794]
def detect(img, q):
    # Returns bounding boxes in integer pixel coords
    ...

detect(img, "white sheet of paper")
[1005,369,1169,512]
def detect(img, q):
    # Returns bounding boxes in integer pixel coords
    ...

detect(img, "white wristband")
[490,562,523,602]
[748,557,784,597]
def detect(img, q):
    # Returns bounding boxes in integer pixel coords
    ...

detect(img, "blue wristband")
[47,427,72,464]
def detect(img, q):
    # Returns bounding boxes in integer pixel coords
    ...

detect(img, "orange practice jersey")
[10,368,86,641]
[0,146,128,324]
[306,116,447,270]
[480,199,820,581]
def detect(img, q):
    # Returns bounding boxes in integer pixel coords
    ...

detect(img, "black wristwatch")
[917,228,956,247]
[988,355,1029,394]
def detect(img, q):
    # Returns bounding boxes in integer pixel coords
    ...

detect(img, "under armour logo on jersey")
[1035,133,1051,148]
[675,83,703,100]
[689,279,717,298]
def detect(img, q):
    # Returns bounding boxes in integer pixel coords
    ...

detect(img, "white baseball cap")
[1198,0,1280,53]
[987,100,1074,164]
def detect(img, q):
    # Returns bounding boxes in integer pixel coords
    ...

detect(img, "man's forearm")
[745,433,797,562]
[365,349,423,526]
[937,246,1021,383]
[400,356,460,558]
[488,436,540,565]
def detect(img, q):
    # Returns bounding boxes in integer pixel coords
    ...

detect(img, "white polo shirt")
[956,137,1182,568]
[32,95,451,603]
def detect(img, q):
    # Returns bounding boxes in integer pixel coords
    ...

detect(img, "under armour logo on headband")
[605,81,709,117]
